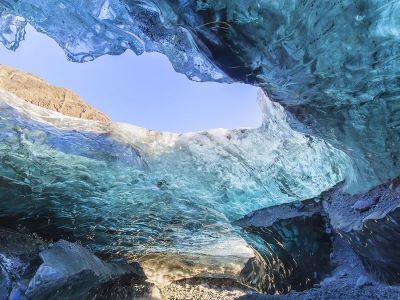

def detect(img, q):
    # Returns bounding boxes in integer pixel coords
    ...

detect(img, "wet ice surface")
[0,1,399,296]
[0,89,349,261]
[1,1,399,191]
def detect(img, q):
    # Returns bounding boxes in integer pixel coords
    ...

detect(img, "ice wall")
[0,88,349,257]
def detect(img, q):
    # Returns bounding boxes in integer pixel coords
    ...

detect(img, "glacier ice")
[0,88,349,263]
[1,0,400,292]
[0,12,26,51]
[26,240,146,299]
[0,0,229,82]
[1,0,398,191]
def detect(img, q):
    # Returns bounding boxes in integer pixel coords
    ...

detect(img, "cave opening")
[0,1,399,298]
[0,25,261,133]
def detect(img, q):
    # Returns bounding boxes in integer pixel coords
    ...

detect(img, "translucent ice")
[1,1,398,190]
[0,88,349,257]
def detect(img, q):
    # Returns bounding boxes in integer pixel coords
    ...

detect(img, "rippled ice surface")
[0,89,350,256]
[2,0,398,191]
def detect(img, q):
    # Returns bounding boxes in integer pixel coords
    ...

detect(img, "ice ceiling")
[0,0,399,282]
[1,0,398,191]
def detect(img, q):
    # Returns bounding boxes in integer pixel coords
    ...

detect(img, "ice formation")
[0,88,349,258]
[0,1,398,191]
[0,0,399,296]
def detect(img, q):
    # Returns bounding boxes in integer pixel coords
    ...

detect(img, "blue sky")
[0,25,260,133]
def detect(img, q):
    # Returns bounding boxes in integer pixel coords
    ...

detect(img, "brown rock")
[0,64,110,123]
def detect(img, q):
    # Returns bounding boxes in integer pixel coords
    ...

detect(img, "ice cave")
[0,1,399,299]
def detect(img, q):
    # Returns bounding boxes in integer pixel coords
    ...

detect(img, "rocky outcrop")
[236,199,332,294]
[0,227,151,300]
[0,64,110,123]
[0,227,47,299]
[321,178,400,284]
[26,240,150,300]
[236,178,400,297]
[238,236,400,300]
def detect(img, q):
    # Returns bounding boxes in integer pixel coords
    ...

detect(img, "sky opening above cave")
[0,25,261,133]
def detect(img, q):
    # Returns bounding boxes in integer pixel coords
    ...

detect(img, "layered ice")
[0,88,349,264]
[1,1,399,291]
[0,1,399,191]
